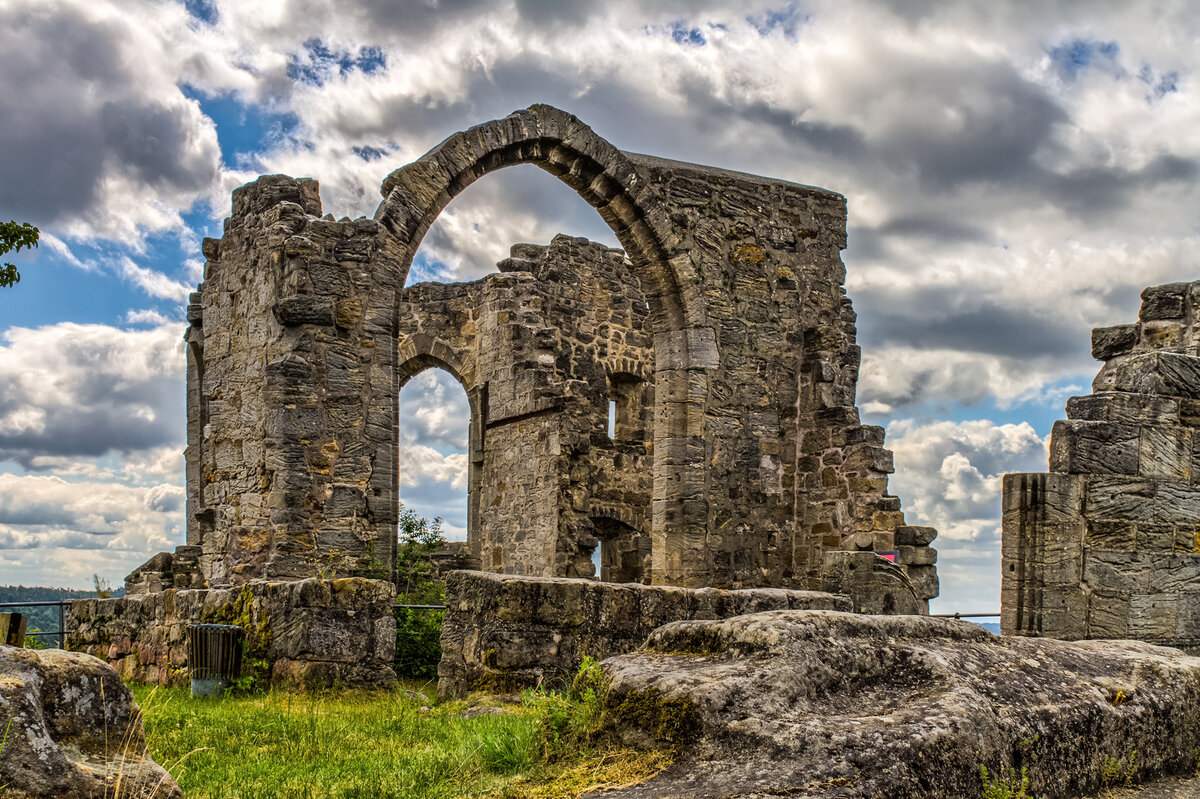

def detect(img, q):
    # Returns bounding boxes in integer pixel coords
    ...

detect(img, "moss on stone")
[200,584,273,660]
[603,688,701,749]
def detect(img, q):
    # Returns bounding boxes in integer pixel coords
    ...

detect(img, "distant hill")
[0,585,125,633]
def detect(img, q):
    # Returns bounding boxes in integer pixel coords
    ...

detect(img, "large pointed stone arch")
[375,105,713,585]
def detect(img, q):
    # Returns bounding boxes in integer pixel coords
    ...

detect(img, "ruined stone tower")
[135,105,938,610]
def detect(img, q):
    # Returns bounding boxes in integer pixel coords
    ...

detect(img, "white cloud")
[117,258,194,302]
[125,308,176,326]
[0,0,224,242]
[0,322,186,467]
[0,473,182,555]
[398,443,468,491]
[886,418,1049,612]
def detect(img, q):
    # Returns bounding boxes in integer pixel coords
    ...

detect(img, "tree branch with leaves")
[0,221,39,287]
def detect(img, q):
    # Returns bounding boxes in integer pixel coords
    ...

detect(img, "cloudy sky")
[0,0,1197,612]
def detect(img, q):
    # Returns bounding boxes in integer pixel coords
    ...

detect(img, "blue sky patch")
[182,0,218,25]
[181,86,299,168]
[353,145,391,162]
[1048,38,1120,80]
[669,23,707,47]
[287,39,388,87]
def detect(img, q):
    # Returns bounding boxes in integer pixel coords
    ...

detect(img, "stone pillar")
[1003,281,1200,651]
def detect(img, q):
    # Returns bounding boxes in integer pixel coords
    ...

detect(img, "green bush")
[394,506,446,679]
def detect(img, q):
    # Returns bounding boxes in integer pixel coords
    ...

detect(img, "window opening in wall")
[608,374,645,443]
[397,368,470,552]
[591,544,602,579]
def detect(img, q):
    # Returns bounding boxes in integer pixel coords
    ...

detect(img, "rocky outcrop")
[0,645,181,799]
[438,570,851,698]
[595,610,1200,799]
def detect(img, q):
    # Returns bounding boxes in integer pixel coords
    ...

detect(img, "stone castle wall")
[1003,281,1200,651]
[129,104,940,609]
[396,236,654,580]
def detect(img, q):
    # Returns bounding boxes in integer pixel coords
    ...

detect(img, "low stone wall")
[438,570,851,698]
[66,578,396,689]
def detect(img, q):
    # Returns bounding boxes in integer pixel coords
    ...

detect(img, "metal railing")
[931,612,1001,619]
[0,600,67,647]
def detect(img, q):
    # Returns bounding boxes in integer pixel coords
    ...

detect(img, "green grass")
[131,682,666,799]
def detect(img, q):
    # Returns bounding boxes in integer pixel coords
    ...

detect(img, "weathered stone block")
[438,571,850,698]
[1002,473,1083,522]
[1139,424,1193,480]
[894,525,937,546]
[1091,324,1138,360]
[1048,419,1139,475]
[1084,476,1156,522]
[1128,593,1178,640]
[1067,392,1179,425]
[1102,352,1200,398]
[1140,282,1189,321]
[273,296,336,326]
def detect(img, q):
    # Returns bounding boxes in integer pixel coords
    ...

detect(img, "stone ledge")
[438,570,851,699]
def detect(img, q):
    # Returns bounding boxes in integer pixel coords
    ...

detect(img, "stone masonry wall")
[67,577,397,689]
[438,569,851,698]
[397,234,653,581]
[1003,281,1200,651]
[185,177,405,587]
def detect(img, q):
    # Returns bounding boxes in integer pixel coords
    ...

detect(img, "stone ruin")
[1003,281,1200,652]
[69,104,942,687]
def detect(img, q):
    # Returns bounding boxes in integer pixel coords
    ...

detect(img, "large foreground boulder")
[595,611,1200,799]
[0,644,181,799]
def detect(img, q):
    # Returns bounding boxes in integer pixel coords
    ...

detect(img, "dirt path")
[1102,773,1200,798]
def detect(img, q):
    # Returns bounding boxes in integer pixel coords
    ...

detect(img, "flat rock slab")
[0,644,181,799]
[593,611,1200,799]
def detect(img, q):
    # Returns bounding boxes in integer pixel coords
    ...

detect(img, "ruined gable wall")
[1003,281,1200,649]
[173,107,938,607]
[630,155,936,600]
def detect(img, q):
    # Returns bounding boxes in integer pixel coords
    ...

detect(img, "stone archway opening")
[377,105,708,586]
[404,164,621,288]
[590,516,651,584]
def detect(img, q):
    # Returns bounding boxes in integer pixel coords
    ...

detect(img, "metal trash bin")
[187,623,244,697]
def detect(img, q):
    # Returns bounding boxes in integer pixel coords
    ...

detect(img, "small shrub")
[1100,751,1137,788]
[23,627,49,650]
[980,764,1036,799]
